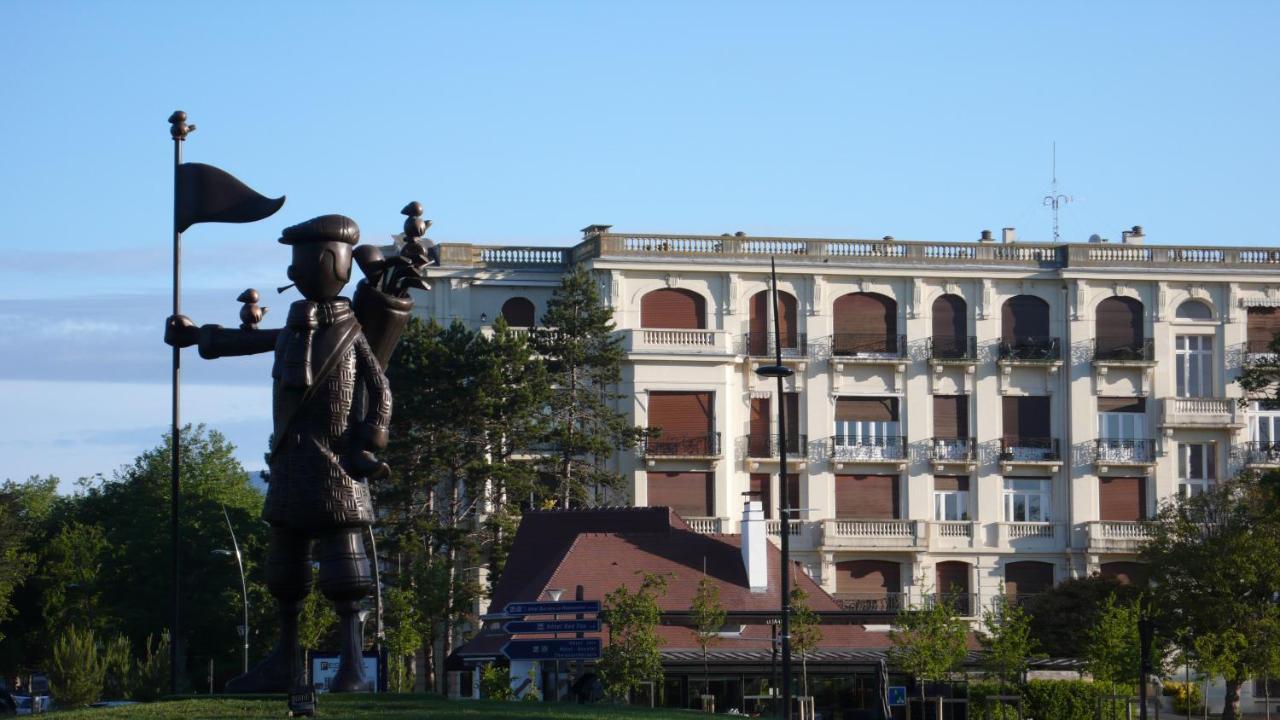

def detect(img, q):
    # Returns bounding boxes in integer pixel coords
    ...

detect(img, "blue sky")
[1,1,1277,488]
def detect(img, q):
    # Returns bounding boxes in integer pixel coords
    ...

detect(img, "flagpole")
[168,110,194,696]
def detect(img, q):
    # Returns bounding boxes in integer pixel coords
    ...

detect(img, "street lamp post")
[755,257,794,720]
[214,505,249,676]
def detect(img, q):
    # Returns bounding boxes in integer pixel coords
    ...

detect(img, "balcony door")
[834,560,901,609]
[834,397,900,459]
[931,294,967,357]
[1177,442,1216,497]
[835,474,899,519]
[1099,477,1146,521]
[648,391,714,455]
[1174,335,1213,397]
[749,289,798,354]
[1097,397,1148,462]
[1252,401,1280,444]
[641,288,705,329]
[1002,396,1052,460]
[1095,296,1144,359]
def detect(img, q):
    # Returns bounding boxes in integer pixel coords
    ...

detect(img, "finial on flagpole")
[169,110,196,141]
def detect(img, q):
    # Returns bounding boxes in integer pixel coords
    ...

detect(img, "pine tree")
[535,265,645,508]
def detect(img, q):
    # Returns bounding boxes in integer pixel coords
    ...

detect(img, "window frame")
[1177,442,1216,497]
[1174,334,1215,398]
[1002,478,1052,523]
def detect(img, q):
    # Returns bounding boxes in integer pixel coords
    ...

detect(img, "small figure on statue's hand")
[164,208,430,695]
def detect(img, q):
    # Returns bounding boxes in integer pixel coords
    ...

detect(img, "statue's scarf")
[280,298,353,388]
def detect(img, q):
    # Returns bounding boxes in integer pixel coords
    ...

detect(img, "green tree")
[535,266,645,508]
[789,586,822,699]
[1142,474,1280,720]
[39,521,109,636]
[1084,596,1145,701]
[131,632,170,702]
[382,317,546,691]
[889,593,968,708]
[48,625,105,707]
[0,477,59,646]
[297,583,336,654]
[383,585,422,692]
[690,575,726,696]
[979,601,1040,694]
[599,572,668,702]
[1019,576,1142,659]
[101,633,133,700]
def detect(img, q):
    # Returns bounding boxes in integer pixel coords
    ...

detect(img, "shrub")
[49,625,105,708]
[101,633,133,699]
[131,631,170,702]
[968,679,1137,720]
[1163,680,1205,715]
[479,664,514,701]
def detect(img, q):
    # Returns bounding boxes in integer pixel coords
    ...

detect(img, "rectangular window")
[835,474,900,519]
[1175,335,1214,398]
[1003,478,1052,522]
[834,397,901,459]
[1252,401,1280,443]
[933,476,970,521]
[1178,443,1216,497]
[1097,397,1149,462]
[1002,396,1053,460]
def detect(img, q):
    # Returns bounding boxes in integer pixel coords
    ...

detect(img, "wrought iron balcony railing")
[1000,437,1060,462]
[829,333,907,358]
[829,435,906,461]
[1246,338,1280,364]
[926,592,977,617]
[742,331,808,357]
[1095,438,1157,463]
[1242,440,1280,465]
[834,592,906,614]
[642,431,721,457]
[744,433,807,459]
[930,437,976,461]
[1094,338,1155,362]
[998,336,1061,362]
[928,336,978,361]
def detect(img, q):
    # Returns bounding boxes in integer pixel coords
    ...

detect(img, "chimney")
[979,229,994,243]
[1121,225,1145,245]
[580,224,612,239]
[1002,227,1017,244]
[740,500,768,592]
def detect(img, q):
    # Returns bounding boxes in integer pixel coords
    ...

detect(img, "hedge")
[968,679,1138,720]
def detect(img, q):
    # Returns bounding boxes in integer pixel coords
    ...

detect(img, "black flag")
[175,162,285,233]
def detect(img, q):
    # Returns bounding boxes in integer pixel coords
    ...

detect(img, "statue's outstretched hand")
[164,315,199,348]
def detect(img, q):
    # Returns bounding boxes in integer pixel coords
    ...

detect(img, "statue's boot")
[327,605,371,693]
[226,603,300,693]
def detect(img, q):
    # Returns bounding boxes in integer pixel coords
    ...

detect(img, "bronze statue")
[164,205,433,697]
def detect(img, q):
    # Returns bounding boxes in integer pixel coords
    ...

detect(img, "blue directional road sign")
[887,686,907,707]
[504,600,601,616]
[504,619,602,634]
[501,638,602,661]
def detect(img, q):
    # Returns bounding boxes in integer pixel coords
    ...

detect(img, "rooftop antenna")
[1042,141,1073,242]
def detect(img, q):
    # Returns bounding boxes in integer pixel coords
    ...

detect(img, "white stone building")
[416,225,1280,618]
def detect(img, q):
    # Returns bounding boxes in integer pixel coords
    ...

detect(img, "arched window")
[935,561,972,615]
[748,289,798,355]
[1095,296,1145,360]
[500,297,535,327]
[640,288,705,329]
[1004,560,1055,601]
[1001,295,1056,360]
[832,292,899,355]
[931,294,968,359]
[1176,299,1214,321]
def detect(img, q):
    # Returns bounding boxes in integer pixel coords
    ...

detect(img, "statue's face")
[288,241,352,301]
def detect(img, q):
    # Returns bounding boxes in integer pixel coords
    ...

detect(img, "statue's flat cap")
[279,214,360,246]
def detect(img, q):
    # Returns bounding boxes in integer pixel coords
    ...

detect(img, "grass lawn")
[50,694,704,719]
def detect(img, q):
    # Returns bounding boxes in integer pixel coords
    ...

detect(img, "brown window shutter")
[1099,476,1145,521]
[500,297,536,327]
[834,474,898,519]
[833,292,898,338]
[640,288,705,329]
[749,291,769,354]
[835,397,898,422]
[750,397,770,440]
[1004,396,1050,439]
[1002,295,1050,340]
[1098,397,1146,413]
[784,393,801,444]
[777,291,798,348]
[933,395,968,438]
[931,294,966,340]
[934,475,969,492]
[1248,307,1280,346]
[749,473,772,519]
[1004,561,1055,596]
[647,472,713,518]
[935,561,969,594]
[649,391,714,452]
[1096,296,1144,353]
[834,560,902,596]
[785,473,800,513]
[1099,561,1149,586]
